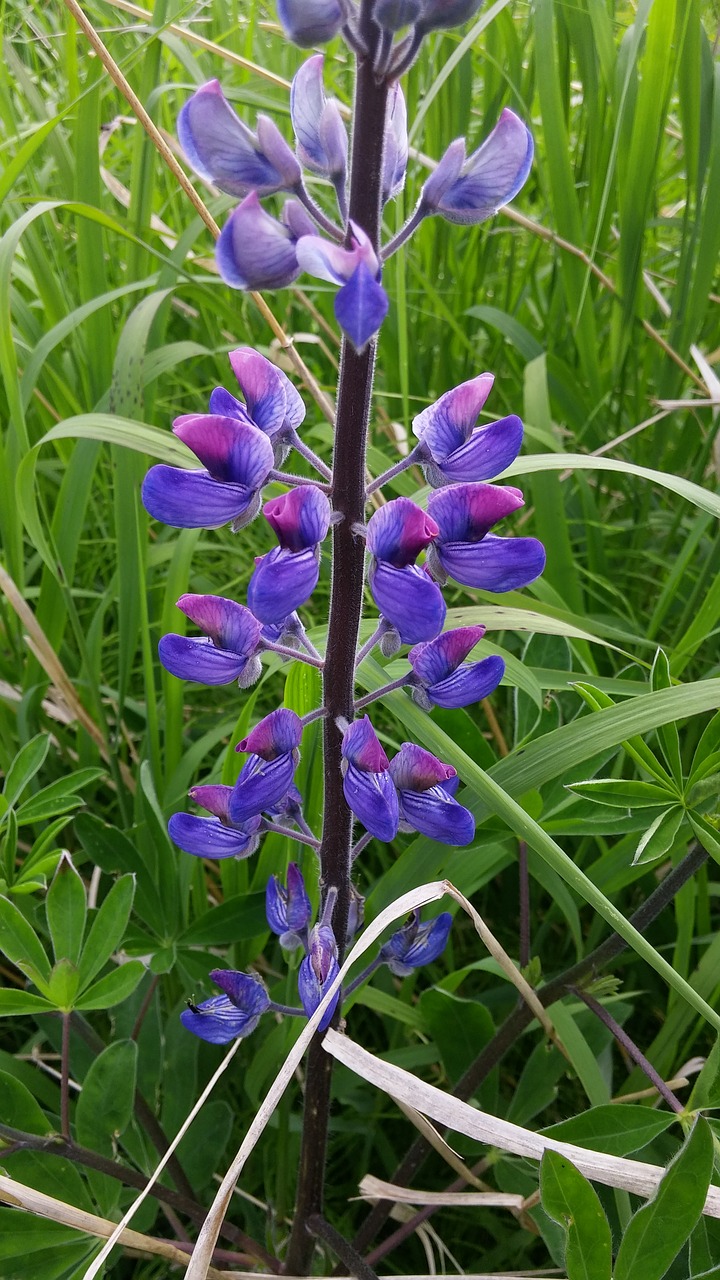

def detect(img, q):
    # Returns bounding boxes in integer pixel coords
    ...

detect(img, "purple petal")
[159,634,251,685]
[181,994,260,1044]
[343,764,399,842]
[141,466,258,530]
[438,532,546,591]
[228,346,306,437]
[172,415,275,488]
[282,197,320,239]
[388,743,457,792]
[398,786,475,845]
[412,373,495,457]
[296,233,359,285]
[335,264,389,351]
[217,193,301,291]
[278,0,344,45]
[247,546,320,623]
[438,109,534,225]
[255,114,302,188]
[369,561,446,645]
[374,0,422,32]
[298,957,340,1030]
[229,752,298,823]
[291,56,347,177]
[238,708,303,757]
[178,81,284,197]
[210,968,271,1016]
[425,655,505,708]
[176,594,262,655]
[419,0,483,31]
[428,482,525,543]
[431,416,524,485]
[263,486,331,551]
[367,498,439,567]
[422,137,466,207]
[381,912,453,976]
[168,813,258,859]
[208,387,254,425]
[342,716,391,772]
[408,626,486,683]
[382,82,408,202]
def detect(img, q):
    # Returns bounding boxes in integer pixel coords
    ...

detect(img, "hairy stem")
[284,4,389,1270]
[572,986,684,1113]
[351,842,708,1255]
[308,1214,380,1280]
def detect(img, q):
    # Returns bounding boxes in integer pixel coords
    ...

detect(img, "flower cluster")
[141,2,543,1049]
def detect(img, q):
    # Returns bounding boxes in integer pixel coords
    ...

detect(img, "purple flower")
[159,594,263,687]
[422,109,533,225]
[379,909,453,976]
[178,80,301,198]
[181,968,270,1044]
[248,486,331,623]
[388,743,475,845]
[277,0,345,46]
[296,222,388,351]
[229,708,303,823]
[413,374,523,486]
[169,785,262,860]
[383,83,408,203]
[266,862,312,951]
[417,0,483,33]
[366,498,446,644]
[217,193,316,292]
[408,625,505,708]
[427,482,545,591]
[141,413,274,531]
[210,347,306,464]
[341,717,399,842]
[298,924,340,1030]
[291,55,347,202]
[373,0,423,32]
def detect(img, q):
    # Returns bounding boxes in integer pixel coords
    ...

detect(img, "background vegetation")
[1,0,719,1275]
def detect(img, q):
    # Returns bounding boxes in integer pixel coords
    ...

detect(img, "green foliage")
[1,0,719,1275]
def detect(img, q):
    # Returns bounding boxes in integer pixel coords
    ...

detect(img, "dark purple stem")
[571,986,684,1113]
[284,4,389,1270]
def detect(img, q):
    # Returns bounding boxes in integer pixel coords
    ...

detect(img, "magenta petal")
[438,532,546,591]
[168,813,257,859]
[178,81,283,197]
[435,416,524,484]
[370,561,446,645]
[159,634,250,685]
[176,594,262,655]
[388,743,456,792]
[334,264,389,351]
[238,708,303,757]
[141,466,257,529]
[343,763,399,842]
[217,194,301,291]
[413,373,495,456]
[397,786,475,845]
[366,498,439,567]
[408,626,486,683]
[228,346,306,436]
[188,784,235,820]
[247,546,320,623]
[428,482,525,543]
[342,716,390,771]
[425,655,505,707]
[263,486,331,551]
[229,752,297,822]
[172,416,274,489]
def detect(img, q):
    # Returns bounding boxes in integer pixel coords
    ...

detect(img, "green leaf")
[419,988,495,1086]
[689,815,720,867]
[566,779,677,808]
[15,769,104,826]
[2,734,51,807]
[75,1039,137,1151]
[691,1036,720,1111]
[74,814,164,931]
[502,452,720,520]
[46,959,81,1011]
[633,807,686,865]
[0,1071,53,1135]
[614,1117,714,1280]
[178,892,267,946]
[74,960,145,1010]
[0,895,51,987]
[77,874,135,990]
[541,1150,612,1280]
[651,650,683,783]
[541,1105,676,1156]
[46,854,86,965]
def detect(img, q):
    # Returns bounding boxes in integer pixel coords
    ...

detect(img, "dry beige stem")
[359,1174,525,1210]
